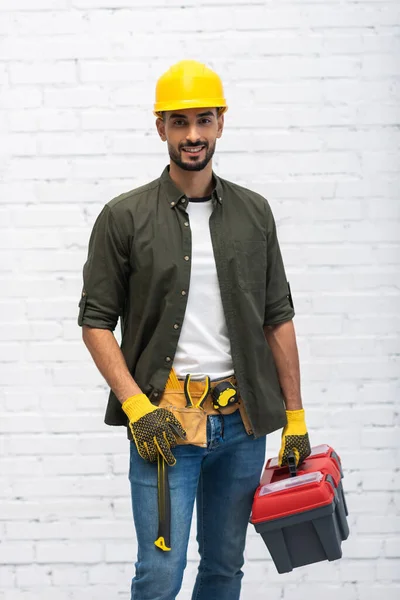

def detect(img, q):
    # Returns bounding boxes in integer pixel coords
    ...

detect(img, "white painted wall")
[1,1,399,599]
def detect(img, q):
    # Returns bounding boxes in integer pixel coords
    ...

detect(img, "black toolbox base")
[254,496,347,574]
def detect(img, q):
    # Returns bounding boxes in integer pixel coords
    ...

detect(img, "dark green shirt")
[78,166,295,437]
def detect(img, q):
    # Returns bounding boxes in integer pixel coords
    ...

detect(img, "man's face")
[156,108,224,172]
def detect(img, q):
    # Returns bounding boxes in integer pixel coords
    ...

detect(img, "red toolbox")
[251,445,350,573]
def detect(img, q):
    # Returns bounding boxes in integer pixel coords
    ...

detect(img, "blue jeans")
[128,409,266,600]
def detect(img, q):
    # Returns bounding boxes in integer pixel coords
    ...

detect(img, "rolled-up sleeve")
[264,202,295,326]
[78,205,130,331]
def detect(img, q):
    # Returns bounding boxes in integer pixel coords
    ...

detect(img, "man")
[78,60,311,600]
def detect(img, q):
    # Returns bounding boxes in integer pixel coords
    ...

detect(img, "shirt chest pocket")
[234,240,266,291]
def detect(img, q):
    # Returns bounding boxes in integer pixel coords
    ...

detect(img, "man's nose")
[185,125,201,144]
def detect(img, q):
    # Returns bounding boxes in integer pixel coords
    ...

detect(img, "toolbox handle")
[287,451,297,477]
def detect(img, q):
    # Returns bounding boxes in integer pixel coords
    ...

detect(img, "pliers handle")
[184,374,211,408]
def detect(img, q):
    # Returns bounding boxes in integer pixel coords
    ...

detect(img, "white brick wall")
[1,0,399,598]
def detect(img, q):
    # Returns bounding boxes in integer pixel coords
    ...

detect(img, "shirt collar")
[160,166,223,210]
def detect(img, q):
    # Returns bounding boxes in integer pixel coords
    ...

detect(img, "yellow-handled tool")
[184,373,211,408]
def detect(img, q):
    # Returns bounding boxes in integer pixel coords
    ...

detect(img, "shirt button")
[181,290,186,296]
[165,357,171,362]
[153,392,159,397]
[170,201,175,207]
[184,255,190,261]
[180,198,185,203]
[184,222,189,227]
[173,324,179,329]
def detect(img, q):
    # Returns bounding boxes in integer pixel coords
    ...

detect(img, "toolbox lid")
[259,471,324,497]
[252,472,337,524]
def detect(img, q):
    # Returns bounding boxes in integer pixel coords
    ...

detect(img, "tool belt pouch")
[158,388,253,446]
[157,390,208,447]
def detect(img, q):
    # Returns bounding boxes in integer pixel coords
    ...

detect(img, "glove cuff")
[286,408,305,423]
[121,393,156,423]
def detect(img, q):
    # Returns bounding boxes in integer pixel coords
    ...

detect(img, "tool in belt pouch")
[158,368,253,447]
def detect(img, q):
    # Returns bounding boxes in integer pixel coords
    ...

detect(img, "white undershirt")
[172,198,234,381]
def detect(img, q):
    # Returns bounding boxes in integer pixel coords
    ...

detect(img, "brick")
[358,516,400,535]
[0,229,60,249]
[3,434,79,456]
[5,11,86,35]
[312,294,399,315]
[0,0,68,8]
[3,36,112,61]
[52,566,88,586]
[104,542,135,563]
[36,542,103,564]
[62,227,91,250]
[44,87,110,108]
[385,538,400,558]
[1,499,113,520]
[1,134,44,164]
[284,584,355,600]
[26,299,81,320]
[361,470,400,491]
[81,109,152,130]
[0,301,25,322]
[38,133,107,156]
[88,562,132,585]
[345,491,392,516]
[79,61,150,83]
[29,322,63,341]
[15,566,52,587]
[337,560,376,583]
[26,342,88,362]
[357,586,400,600]
[343,316,400,335]
[343,536,383,559]
[361,427,398,449]
[0,543,34,564]
[4,591,75,600]
[0,208,11,228]
[9,109,79,132]
[7,157,71,180]
[77,433,127,456]
[376,559,400,580]
[310,337,398,359]
[10,62,76,85]
[12,206,84,227]
[39,389,105,411]
[20,250,85,273]
[12,475,127,498]
[0,343,23,362]
[0,561,15,588]
[41,455,108,476]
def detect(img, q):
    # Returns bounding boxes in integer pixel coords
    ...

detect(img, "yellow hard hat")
[154,60,228,117]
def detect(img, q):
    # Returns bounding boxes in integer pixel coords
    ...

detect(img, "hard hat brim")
[154,100,228,118]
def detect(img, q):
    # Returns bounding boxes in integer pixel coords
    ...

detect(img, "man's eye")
[200,118,211,124]
[173,120,185,126]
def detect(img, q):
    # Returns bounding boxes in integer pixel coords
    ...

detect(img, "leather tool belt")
[158,374,253,447]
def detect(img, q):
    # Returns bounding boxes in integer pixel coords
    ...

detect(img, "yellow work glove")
[122,394,186,466]
[278,409,311,467]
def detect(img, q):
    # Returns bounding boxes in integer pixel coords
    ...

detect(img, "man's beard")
[168,140,216,172]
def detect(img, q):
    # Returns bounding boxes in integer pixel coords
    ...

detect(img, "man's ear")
[156,117,167,142]
[216,113,224,139]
